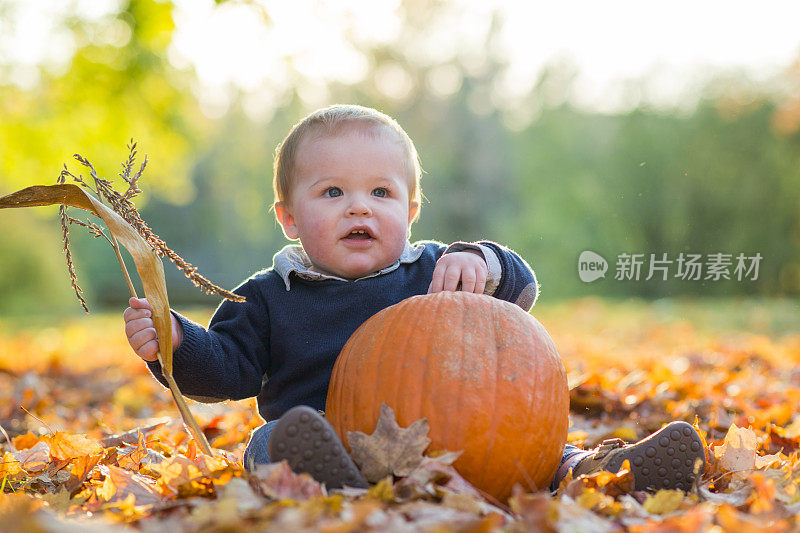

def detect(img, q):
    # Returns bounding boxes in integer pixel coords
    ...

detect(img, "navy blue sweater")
[147,240,537,422]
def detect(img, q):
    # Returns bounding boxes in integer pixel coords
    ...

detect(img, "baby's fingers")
[428,264,446,293]
[128,297,152,311]
[459,268,478,293]
[123,305,151,323]
[129,327,160,361]
[125,317,154,339]
[441,265,462,292]
[474,268,487,294]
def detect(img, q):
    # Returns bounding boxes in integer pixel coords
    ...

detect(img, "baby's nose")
[347,201,372,216]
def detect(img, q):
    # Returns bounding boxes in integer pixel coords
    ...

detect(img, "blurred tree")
[0,0,205,200]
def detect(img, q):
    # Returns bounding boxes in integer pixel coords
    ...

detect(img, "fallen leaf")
[14,440,50,472]
[714,424,781,479]
[66,452,102,492]
[554,496,619,533]
[96,464,162,506]
[11,432,40,451]
[509,489,553,530]
[0,451,24,479]
[642,489,685,515]
[151,456,204,496]
[697,482,751,507]
[347,403,431,482]
[249,460,325,501]
[403,453,483,499]
[100,421,167,448]
[366,477,395,502]
[564,460,635,499]
[47,431,103,460]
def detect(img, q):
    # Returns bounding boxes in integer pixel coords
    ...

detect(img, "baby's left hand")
[428,250,488,294]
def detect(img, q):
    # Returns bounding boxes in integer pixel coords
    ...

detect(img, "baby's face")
[275,125,419,280]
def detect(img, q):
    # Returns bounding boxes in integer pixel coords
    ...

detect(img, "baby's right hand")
[123,297,182,362]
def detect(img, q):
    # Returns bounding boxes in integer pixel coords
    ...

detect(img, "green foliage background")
[1,0,799,316]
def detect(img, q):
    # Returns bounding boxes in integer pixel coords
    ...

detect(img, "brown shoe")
[572,421,705,492]
[268,406,368,489]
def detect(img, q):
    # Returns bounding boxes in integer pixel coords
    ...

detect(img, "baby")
[124,104,705,492]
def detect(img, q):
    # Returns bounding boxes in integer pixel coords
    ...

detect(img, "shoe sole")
[267,406,368,489]
[604,421,705,492]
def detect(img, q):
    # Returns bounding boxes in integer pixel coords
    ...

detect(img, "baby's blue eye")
[372,188,387,198]
[325,187,343,198]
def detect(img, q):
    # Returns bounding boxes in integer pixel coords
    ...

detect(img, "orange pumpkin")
[325,291,569,502]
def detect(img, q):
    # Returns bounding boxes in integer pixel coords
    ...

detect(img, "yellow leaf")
[47,432,103,460]
[366,476,394,502]
[576,489,611,511]
[152,456,203,496]
[0,452,23,479]
[643,489,685,515]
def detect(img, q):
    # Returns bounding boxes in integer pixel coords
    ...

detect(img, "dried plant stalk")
[58,204,89,313]
[64,151,244,303]
[0,184,213,456]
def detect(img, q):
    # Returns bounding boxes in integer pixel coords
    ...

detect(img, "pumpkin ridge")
[375,299,394,426]
[506,311,529,492]
[456,293,477,485]
[496,299,526,496]
[525,313,549,490]
[395,296,419,429]
[479,296,501,493]
[429,293,451,433]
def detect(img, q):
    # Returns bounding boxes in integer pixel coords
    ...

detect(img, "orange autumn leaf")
[0,452,24,479]
[11,432,40,451]
[47,432,103,460]
[96,465,162,505]
[151,456,204,496]
[117,430,149,471]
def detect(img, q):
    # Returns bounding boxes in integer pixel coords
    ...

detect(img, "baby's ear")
[274,202,299,240]
[408,200,420,225]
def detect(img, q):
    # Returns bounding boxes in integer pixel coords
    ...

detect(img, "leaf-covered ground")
[1,298,799,532]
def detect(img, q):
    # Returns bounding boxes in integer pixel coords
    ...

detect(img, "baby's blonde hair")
[273,105,422,221]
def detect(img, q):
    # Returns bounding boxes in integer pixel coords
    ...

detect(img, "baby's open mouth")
[344,229,373,240]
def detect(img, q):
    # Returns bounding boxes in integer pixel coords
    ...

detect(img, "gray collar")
[273,241,425,290]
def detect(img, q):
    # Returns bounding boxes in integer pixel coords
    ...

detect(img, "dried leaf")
[67,452,103,493]
[347,403,431,482]
[398,453,484,501]
[100,421,167,448]
[642,489,685,515]
[117,431,156,471]
[0,184,211,456]
[14,440,50,472]
[697,482,752,507]
[0,451,24,479]
[151,456,204,496]
[12,432,40,451]
[96,464,162,505]
[47,432,103,460]
[714,424,782,479]
[249,460,325,501]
